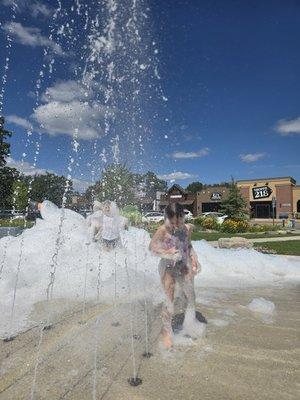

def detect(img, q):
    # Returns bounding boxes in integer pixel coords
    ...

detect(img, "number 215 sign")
[252,186,272,199]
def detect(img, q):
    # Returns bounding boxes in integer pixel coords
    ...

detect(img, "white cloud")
[239,153,266,163]
[30,2,52,17]
[275,117,300,136]
[41,80,93,103]
[248,164,274,169]
[158,171,197,181]
[9,80,112,140]
[171,148,210,159]
[6,115,33,130]
[33,100,107,140]
[6,157,50,175]
[282,164,300,168]
[32,80,112,140]
[183,133,202,141]
[2,0,25,9]
[2,1,52,17]
[2,22,64,55]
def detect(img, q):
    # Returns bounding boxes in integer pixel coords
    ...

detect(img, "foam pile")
[0,202,299,336]
[247,298,276,315]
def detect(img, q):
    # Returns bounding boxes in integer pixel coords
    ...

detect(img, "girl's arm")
[149,227,181,261]
[187,224,201,274]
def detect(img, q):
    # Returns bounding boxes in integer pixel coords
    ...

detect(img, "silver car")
[201,212,228,224]
[142,211,165,223]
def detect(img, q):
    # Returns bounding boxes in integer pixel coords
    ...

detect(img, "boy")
[149,203,202,348]
[95,200,128,251]
[86,200,103,243]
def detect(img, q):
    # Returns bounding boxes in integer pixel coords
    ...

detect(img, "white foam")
[182,308,206,339]
[246,298,275,315]
[0,202,299,337]
[173,334,196,347]
[209,318,230,327]
[193,240,300,288]
[223,309,237,317]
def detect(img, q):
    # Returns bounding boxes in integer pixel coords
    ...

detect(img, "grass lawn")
[0,219,34,228]
[191,231,300,241]
[253,240,300,256]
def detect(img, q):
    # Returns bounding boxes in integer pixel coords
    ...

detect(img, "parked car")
[0,210,25,220]
[201,212,228,224]
[142,211,164,223]
[78,209,92,218]
[183,209,193,219]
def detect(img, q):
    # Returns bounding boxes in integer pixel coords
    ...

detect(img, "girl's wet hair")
[164,203,184,219]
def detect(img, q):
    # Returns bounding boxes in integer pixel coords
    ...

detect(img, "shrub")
[248,224,281,233]
[193,216,205,226]
[201,217,219,230]
[220,219,250,233]
[193,216,220,231]
[185,218,194,224]
[121,206,142,226]
[248,224,265,233]
[122,205,139,213]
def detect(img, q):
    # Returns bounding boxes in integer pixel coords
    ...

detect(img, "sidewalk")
[210,235,300,247]
[247,236,300,243]
[1,287,299,400]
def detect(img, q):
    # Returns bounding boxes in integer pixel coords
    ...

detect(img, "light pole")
[272,196,276,226]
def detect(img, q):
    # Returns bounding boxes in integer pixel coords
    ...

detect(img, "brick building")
[159,184,197,215]
[195,186,230,214]
[159,177,300,219]
[159,184,230,216]
[236,177,300,219]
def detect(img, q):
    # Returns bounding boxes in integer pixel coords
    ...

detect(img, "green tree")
[28,173,73,206]
[203,181,230,189]
[220,179,249,220]
[141,171,167,199]
[186,181,203,193]
[10,180,29,210]
[86,167,168,207]
[0,167,20,209]
[0,116,12,167]
[92,164,136,207]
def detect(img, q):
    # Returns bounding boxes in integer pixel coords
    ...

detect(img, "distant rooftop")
[167,184,188,194]
[237,176,296,184]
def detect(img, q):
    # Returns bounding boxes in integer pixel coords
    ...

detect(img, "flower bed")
[193,215,281,234]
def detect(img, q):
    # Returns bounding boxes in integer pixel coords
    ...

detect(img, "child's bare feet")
[161,328,173,349]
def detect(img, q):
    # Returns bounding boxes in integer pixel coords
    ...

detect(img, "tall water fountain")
[0,1,300,399]
[0,0,164,393]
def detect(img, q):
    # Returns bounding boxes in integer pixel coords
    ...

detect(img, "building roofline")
[237,176,296,184]
[167,183,188,194]
[197,186,230,190]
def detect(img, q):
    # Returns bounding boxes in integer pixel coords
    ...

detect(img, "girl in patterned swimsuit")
[150,203,202,348]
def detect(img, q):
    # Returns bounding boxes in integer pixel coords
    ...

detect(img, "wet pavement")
[0,285,299,400]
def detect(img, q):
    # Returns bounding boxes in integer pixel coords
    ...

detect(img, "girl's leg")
[160,270,176,348]
[181,273,205,338]
[182,273,196,312]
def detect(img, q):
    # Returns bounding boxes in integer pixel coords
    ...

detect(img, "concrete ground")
[250,219,300,230]
[210,235,300,248]
[0,285,299,400]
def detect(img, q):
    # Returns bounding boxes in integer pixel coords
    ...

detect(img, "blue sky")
[1,0,300,191]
